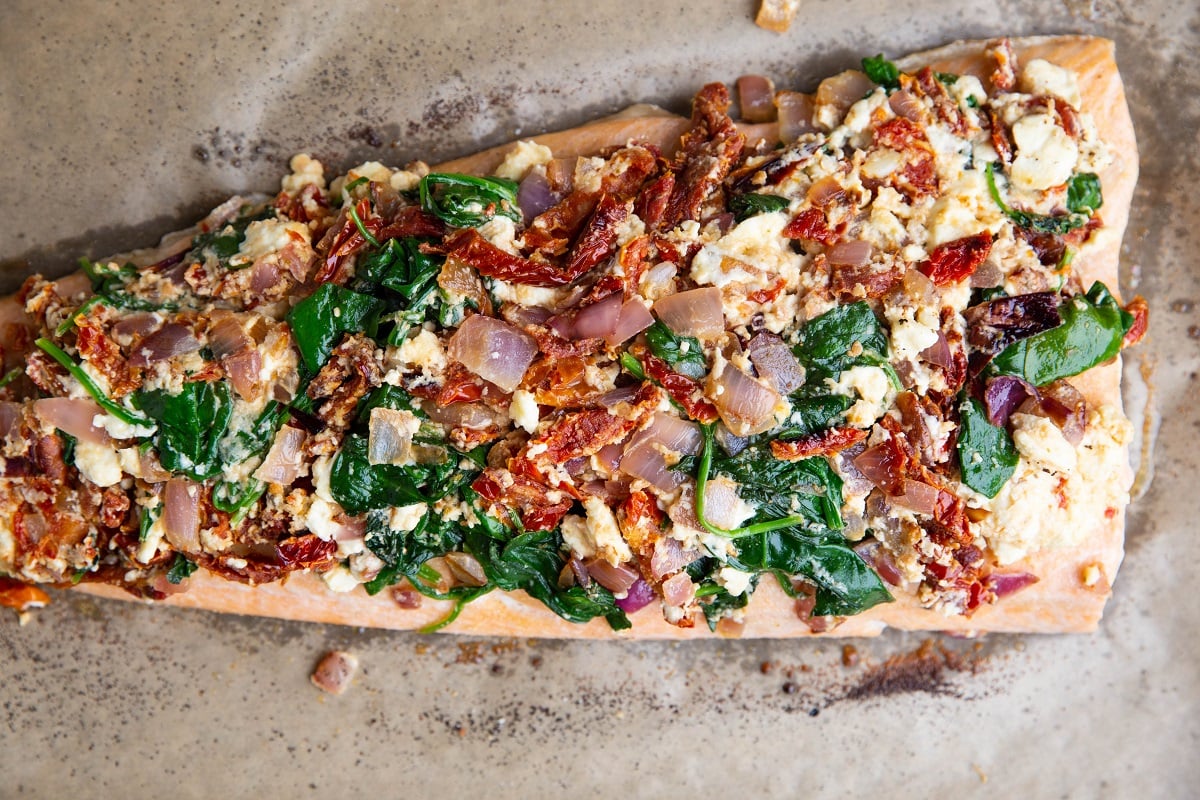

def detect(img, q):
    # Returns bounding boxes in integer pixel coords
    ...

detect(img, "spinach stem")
[694,424,807,539]
[34,337,151,429]
[347,201,381,248]
[55,295,104,336]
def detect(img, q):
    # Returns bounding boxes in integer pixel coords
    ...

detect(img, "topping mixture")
[0,40,1145,632]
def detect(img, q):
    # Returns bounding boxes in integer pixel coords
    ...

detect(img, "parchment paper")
[1,1,1197,797]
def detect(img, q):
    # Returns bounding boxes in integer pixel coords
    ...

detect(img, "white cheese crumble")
[509,389,540,434]
[389,503,427,532]
[1010,412,1077,473]
[281,154,326,194]
[73,441,122,487]
[827,365,892,427]
[1010,112,1079,192]
[1020,58,1082,109]
[494,140,553,181]
[582,495,633,566]
[322,565,361,593]
[717,567,755,597]
[232,218,308,266]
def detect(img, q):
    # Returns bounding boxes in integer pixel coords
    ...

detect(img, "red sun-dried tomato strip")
[471,469,574,532]
[314,198,383,285]
[656,83,746,231]
[639,351,719,423]
[873,117,940,200]
[634,172,675,231]
[565,194,629,277]
[276,534,338,569]
[377,206,446,242]
[1122,296,1149,348]
[784,207,841,245]
[915,67,967,136]
[77,322,140,398]
[525,382,658,469]
[919,232,993,286]
[619,235,655,298]
[443,229,574,287]
[770,426,868,461]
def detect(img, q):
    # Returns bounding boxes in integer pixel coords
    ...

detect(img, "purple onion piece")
[516,169,557,224]
[983,375,1037,428]
[746,332,806,394]
[615,578,656,613]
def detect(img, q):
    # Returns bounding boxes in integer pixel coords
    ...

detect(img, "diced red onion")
[310,650,358,695]
[208,316,252,359]
[807,176,846,208]
[836,441,874,496]
[111,313,161,342]
[891,478,941,516]
[708,364,781,437]
[447,315,538,393]
[661,572,697,606]
[585,558,639,596]
[594,443,625,474]
[500,303,553,327]
[984,571,1039,597]
[650,536,698,580]
[224,348,263,402]
[128,323,201,367]
[139,450,173,484]
[615,578,655,613]
[609,299,654,346]
[424,401,504,431]
[517,168,557,223]
[0,401,20,441]
[250,259,283,295]
[596,386,639,409]
[444,551,488,587]
[888,89,925,122]
[33,398,109,445]
[701,476,754,530]
[654,288,725,338]
[253,425,307,486]
[619,444,683,492]
[815,70,877,120]
[571,292,623,340]
[1037,380,1088,446]
[392,587,422,608]
[746,332,805,394]
[984,376,1037,428]
[854,442,904,494]
[776,91,817,142]
[367,408,417,466]
[737,74,777,123]
[919,332,953,369]
[854,542,902,585]
[827,239,873,268]
[627,412,703,457]
[900,268,938,307]
[162,477,201,552]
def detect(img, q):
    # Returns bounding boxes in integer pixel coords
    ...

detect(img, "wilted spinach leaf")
[645,321,707,379]
[135,380,234,480]
[956,395,1018,498]
[287,284,386,374]
[730,193,789,222]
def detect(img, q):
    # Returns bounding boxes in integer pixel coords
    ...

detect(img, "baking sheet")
[1,0,1196,796]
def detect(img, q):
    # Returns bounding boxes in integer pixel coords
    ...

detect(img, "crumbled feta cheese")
[690,211,800,292]
[478,215,520,255]
[395,329,448,377]
[509,389,540,434]
[389,503,427,532]
[233,218,308,265]
[1020,58,1082,109]
[560,514,593,559]
[827,365,892,427]
[322,565,361,593]
[281,154,326,194]
[1011,412,1077,473]
[1010,112,1079,192]
[305,497,343,542]
[135,515,166,565]
[582,496,633,566]
[494,140,553,181]
[73,441,122,487]
[717,567,754,597]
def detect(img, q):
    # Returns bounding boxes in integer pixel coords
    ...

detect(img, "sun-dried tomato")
[770,427,867,461]
[639,351,719,423]
[634,172,675,230]
[988,108,1014,165]
[77,322,140,397]
[873,118,939,200]
[914,67,967,136]
[920,232,993,286]
[784,207,840,245]
[376,206,445,242]
[618,235,655,298]
[0,578,49,612]
[313,198,383,285]
[1122,295,1149,348]
[434,362,486,406]
[656,83,745,231]
[565,194,629,277]
[443,229,573,287]
[275,534,338,569]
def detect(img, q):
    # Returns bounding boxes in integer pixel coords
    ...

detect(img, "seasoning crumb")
[782,681,798,695]
[1170,299,1194,313]
[808,707,820,717]
[841,644,860,668]
[972,764,989,783]
[311,650,358,695]
[1188,325,1200,340]
[760,660,773,674]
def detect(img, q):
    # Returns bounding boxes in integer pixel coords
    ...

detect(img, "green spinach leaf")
[645,321,707,379]
[729,193,789,222]
[991,281,1133,386]
[956,396,1018,498]
[329,434,476,515]
[862,54,900,90]
[792,301,891,393]
[135,380,234,481]
[419,173,521,228]
[985,162,1100,235]
[166,554,198,584]
[287,284,386,374]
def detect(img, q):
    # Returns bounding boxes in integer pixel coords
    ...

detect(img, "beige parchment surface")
[1,1,1197,797]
